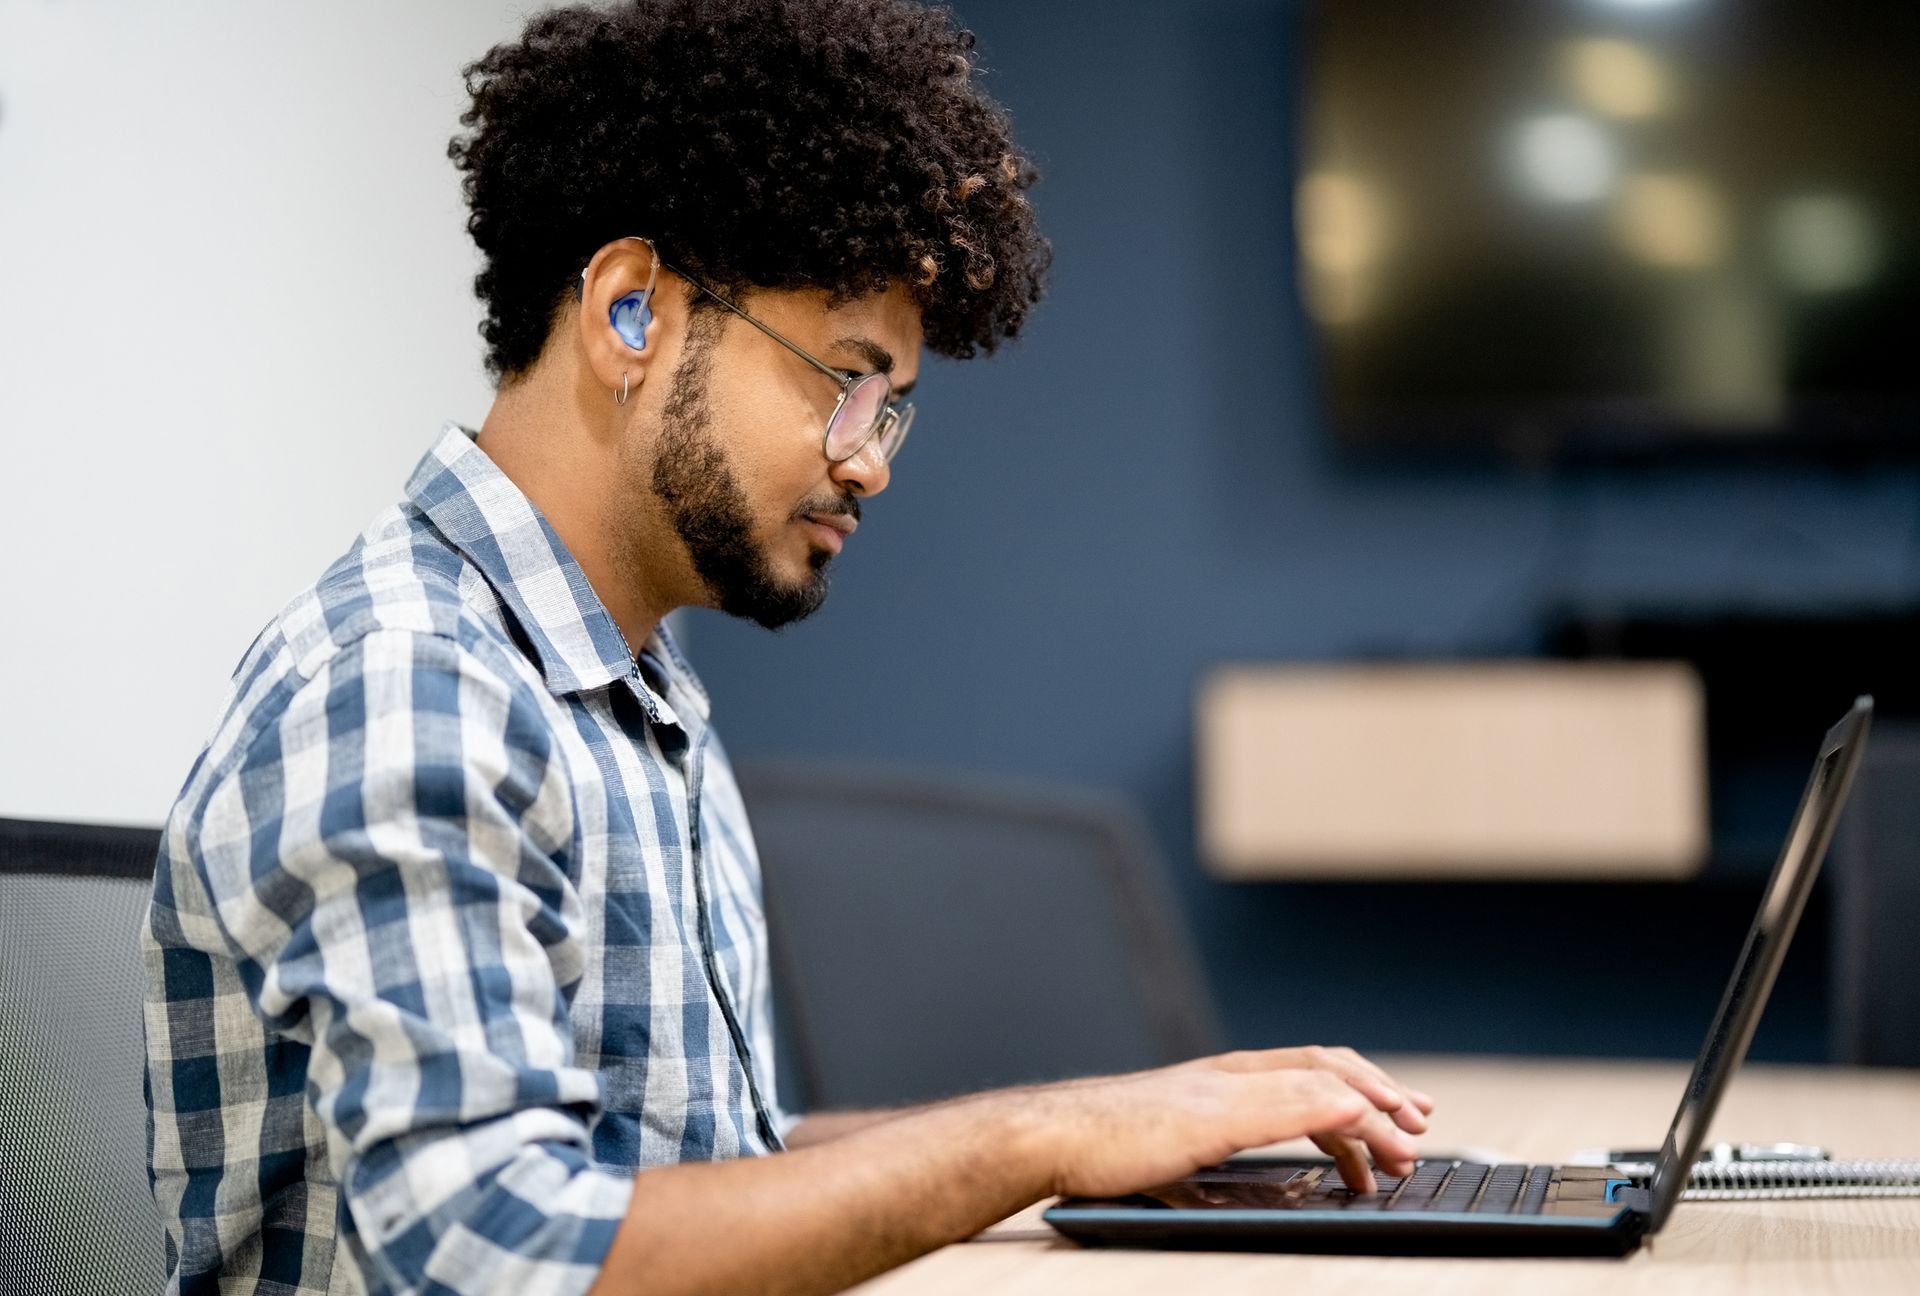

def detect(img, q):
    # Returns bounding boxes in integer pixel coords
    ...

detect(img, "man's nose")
[828,436,891,497]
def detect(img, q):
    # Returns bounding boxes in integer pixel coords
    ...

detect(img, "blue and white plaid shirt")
[144,424,787,1296]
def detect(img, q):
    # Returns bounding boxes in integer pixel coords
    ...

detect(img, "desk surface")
[853,1056,1920,1295]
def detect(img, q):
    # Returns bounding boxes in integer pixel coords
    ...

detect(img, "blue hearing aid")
[610,291,653,350]
[580,238,661,351]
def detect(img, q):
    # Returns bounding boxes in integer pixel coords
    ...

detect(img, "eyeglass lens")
[876,402,914,462]
[825,372,893,461]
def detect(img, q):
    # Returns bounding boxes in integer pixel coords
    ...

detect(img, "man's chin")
[715,569,831,631]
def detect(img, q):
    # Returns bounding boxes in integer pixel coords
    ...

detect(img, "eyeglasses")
[605,239,915,465]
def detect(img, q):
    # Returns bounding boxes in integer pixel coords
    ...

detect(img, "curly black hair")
[448,0,1050,381]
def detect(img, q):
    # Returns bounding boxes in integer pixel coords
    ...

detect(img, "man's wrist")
[947,1085,1072,1202]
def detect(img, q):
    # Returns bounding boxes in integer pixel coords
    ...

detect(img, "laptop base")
[1044,1161,1652,1257]
[1045,1208,1647,1257]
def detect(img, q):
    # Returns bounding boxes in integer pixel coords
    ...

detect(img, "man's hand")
[1016,1046,1434,1197]
[595,1046,1434,1296]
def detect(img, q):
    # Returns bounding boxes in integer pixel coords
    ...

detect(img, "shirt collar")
[404,424,709,723]
[640,618,711,726]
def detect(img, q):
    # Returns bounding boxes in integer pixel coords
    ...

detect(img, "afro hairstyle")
[448,0,1052,381]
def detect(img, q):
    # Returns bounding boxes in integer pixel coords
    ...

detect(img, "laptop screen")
[1646,698,1873,1231]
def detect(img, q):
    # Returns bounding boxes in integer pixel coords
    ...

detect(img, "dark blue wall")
[688,0,1920,1062]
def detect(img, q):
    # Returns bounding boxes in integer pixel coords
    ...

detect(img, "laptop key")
[1475,1165,1530,1213]
[1383,1161,1452,1210]
[1430,1162,1490,1211]
[1519,1166,1554,1215]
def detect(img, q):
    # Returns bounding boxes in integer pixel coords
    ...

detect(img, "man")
[143,2,1433,1293]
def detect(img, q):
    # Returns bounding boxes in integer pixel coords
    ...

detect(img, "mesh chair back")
[0,818,167,1296]
[1831,722,1920,1066]
[736,764,1222,1111]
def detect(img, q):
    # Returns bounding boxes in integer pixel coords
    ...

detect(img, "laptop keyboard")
[1307,1161,1555,1213]
[1186,1160,1559,1214]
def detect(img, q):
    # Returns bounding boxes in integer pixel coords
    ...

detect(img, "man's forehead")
[817,281,924,388]
[823,280,921,339]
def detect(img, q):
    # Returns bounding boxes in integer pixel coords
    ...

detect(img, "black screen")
[1300,0,1920,458]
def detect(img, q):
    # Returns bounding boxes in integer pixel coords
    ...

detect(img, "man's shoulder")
[191,504,547,787]
[268,503,521,665]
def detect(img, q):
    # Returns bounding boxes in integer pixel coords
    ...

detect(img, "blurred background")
[5,0,1918,1081]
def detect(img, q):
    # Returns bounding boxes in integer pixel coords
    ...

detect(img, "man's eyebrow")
[832,336,893,372]
[832,336,917,397]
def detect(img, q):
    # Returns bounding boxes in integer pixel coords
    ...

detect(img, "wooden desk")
[854,1057,1920,1294]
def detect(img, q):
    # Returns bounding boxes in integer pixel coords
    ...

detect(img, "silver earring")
[615,371,630,406]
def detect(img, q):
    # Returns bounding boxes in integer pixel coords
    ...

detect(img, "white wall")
[0,1,538,823]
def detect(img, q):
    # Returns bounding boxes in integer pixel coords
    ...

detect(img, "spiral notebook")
[1602,1150,1920,1201]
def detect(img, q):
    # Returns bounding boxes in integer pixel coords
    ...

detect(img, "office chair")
[0,817,168,1296]
[734,763,1224,1112]
[1830,721,1920,1067]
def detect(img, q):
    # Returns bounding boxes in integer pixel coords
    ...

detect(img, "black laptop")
[1045,697,1874,1257]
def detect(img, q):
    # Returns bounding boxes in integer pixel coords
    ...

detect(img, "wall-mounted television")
[1298,0,1919,460]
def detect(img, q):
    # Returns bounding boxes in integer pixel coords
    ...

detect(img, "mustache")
[792,494,861,524]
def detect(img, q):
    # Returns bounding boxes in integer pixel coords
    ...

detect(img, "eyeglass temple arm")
[668,264,852,386]
[601,239,888,401]
[578,238,662,306]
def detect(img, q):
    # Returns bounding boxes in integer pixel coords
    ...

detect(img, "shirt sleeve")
[186,627,632,1296]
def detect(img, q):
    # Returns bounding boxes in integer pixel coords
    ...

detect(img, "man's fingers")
[1313,1133,1375,1194]
[1318,1047,1433,1131]
[1251,1047,1430,1134]
[1320,1051,1432,1128]
[1350,1112,1418,1179]
[1348,1060,1435,1119]
[1331,1085,1419,1175]
[1277,1072,1418,1186]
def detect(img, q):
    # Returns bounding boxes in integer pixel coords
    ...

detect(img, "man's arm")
[594,1047,1433,1296]
[183,629,634,1296]
[783,1107,925,1148]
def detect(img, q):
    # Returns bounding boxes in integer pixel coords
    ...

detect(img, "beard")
[640,326,846,630]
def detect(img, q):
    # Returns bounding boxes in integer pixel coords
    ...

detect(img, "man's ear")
[577,237,668,403]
